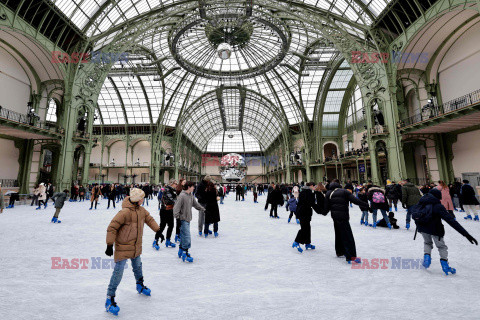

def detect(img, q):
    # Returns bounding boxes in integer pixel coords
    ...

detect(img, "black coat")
[416,190,470,238]
[367,187,389,211]
[267,188,283,206]
[108,188,116,200]
[296,187,324,221]
[204,189,220,224]
[385,184,399,200]
[196,180,208,204]
[460,184,479,205]
[325,183,369,221]
[357,193,369,211]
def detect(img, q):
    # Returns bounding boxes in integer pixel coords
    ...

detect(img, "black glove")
[155,230,165,243]
[402,204,407,209]
[368,207,373,213]
[105,245,113,256]
[466,234,478,245]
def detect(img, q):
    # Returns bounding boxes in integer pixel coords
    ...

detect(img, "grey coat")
[174,190,205,222]
[51,192,68,209]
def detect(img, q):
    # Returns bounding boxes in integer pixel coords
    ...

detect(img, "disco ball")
[217,42,232,60]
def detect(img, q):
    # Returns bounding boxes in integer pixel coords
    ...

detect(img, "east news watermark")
[350,257,427,270]
[352,51,430,64]
[51,51,129,64]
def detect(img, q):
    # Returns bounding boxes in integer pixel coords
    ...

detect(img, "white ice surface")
[0,192,479,320]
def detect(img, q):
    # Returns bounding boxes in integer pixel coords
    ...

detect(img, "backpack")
[372,191,385,203]
[411,203,434,225]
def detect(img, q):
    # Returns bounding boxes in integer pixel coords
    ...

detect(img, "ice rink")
[0,191,479,320]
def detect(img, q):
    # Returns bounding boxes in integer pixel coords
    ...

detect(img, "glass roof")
[49,0,393,36]
[206,131,261,153]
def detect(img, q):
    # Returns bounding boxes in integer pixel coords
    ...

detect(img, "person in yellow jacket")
[104,188,164,316]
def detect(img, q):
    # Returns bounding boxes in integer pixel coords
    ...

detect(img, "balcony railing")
[0,106,55,131]
[399,89,480,128]
[0,179,19,187]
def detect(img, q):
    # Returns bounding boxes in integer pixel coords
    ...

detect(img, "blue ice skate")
[288,218,291,223]
[292,242,303,253]
[182,252,193,263]
[440,259,456,275]
[423,253,431,269]
[372,222,377,228]
[198,231,202,236]
[305,244,316,250]
[406,223,410,230]
[175,234,180,243]
[296,219,300,224]
[348,257,361,264]
[178,248,183,258]
[214,232,218,238]
[152,239,160,251]
[464,215,472,220]
[474,216,479,221]
[360,220,364,225]
[136,278,151,296]
[387,223,392,229]
[51,217,61,223]
[165,239,176,248]
[105,296,120,316]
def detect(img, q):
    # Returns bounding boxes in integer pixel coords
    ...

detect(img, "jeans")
[220,196,224,204]
[361,211,369,224]
[107,256,143,297]
[406,206,413,224]
[180,220,191,250]
[373,209,390,224]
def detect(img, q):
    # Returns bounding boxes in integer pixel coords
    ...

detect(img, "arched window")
[345,86,364,131]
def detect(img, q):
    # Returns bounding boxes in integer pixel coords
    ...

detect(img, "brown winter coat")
[106,197,159,262]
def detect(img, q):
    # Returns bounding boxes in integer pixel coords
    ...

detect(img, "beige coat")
[106,197,159,262]
[36,184,46,201]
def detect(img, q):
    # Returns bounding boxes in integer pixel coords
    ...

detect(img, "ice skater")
[324,180,369,263]
[292,182,325,253]
[287,194,299,224]
[154,179,177,249]
[413,188,477,275]
[50,190,69,223]
[174,181,206,263]
[104,188,164,316]
[90,183,102,210]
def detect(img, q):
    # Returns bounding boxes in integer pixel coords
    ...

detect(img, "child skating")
[104,188,164,315]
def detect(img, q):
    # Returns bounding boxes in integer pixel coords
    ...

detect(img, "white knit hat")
[130,188,145,202]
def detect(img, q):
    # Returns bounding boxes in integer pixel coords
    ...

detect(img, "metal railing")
[399,89,480,128]
[0,106,54,131]
[0,179,19,187]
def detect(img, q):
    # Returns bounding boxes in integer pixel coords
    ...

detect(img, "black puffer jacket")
[460,184,479,206]
[296,186,325,221]
[385,184,399,200]
[195,180,208,204]
[161,185,177,210]
[357,193,369,211]
[417,189,470,238]
[324,183,369,221]
[267,188,284,206]
[367,186,389,211]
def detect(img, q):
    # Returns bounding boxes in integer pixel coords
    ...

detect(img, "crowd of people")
[1,176,479,316]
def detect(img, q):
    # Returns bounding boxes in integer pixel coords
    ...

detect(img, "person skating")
[174,179,186,242]
[287,194,299,224]
[50,190,69,223]
[385,181,400,212]
[154,179,177,249]
[460,180,479,221]
[401,179,422,229]
[268,185,283,218]
[235,184,242,201]
[104,188,164,315]
[324,180,370,263]
[413,188,478,275]
[204,181,221,237]
[35,183,47,210]
[218,184,225,204]
[253,184,258,203]
[174,181,206,263]
[367,185,392,229]
[357,187,370,226]
[292,182,325,252]
[195,175,210,236]
[90,184,102,210]
[107,184,116,209]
